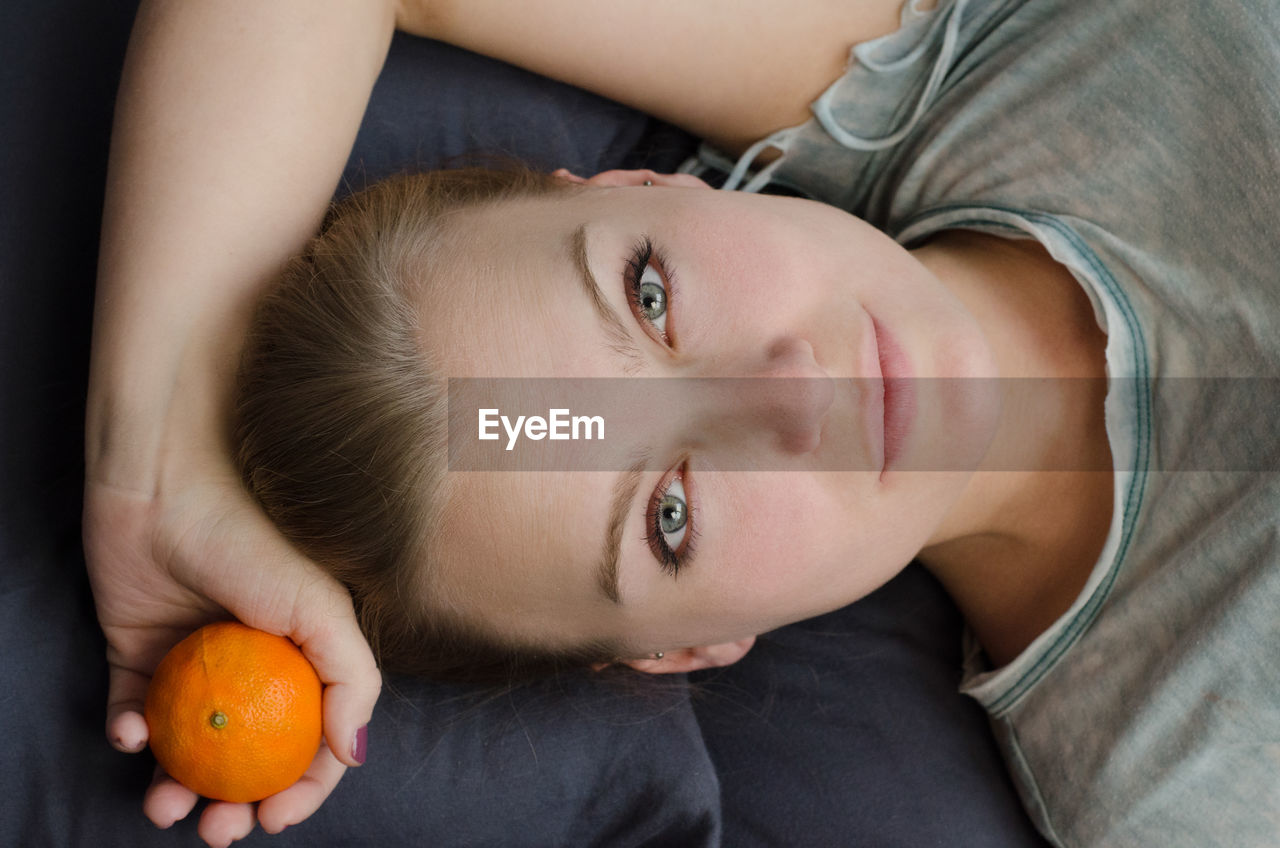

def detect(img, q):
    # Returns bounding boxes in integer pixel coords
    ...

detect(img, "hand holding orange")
[144,621,324,804]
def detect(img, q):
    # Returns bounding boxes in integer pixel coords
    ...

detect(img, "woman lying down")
[86,0,1280,845]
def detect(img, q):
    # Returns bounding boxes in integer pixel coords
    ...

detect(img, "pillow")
[691,564,1048,847]
[340,32,697,195]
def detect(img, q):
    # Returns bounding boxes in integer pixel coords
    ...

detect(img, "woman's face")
[427,172,999,665]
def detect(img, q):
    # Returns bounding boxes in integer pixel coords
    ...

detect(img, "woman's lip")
[859,311,886,473]
[871,316,916,480]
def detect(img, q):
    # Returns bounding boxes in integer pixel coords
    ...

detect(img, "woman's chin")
[887,319,1001,478]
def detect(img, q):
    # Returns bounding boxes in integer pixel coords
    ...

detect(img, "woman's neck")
[908,231,1114,665]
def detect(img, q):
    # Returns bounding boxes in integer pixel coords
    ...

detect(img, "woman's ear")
[551,168,589,184]
[615,636,757,675]
[576,168,712,190]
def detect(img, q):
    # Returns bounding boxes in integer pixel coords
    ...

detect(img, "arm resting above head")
[399,0,917,155]
[88,0,397,482]
[84,0,396,842]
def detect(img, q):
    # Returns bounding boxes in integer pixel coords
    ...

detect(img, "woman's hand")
[85,0,396,835]
[83,440,381,845]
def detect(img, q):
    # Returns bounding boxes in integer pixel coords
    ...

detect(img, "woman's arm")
[400,0,918,155]
[89,0,395,476]
[85,0,394,843]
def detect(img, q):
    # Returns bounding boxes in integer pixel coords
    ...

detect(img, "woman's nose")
[699,336,834,456]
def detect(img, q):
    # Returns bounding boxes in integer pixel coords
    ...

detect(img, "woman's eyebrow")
[596,454,650,606]
[569,224,645,375]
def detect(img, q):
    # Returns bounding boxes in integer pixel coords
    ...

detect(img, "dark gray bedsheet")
[0,4,1045,845]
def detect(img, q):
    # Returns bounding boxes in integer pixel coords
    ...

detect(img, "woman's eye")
[637,263,668,333]
[648,471,693,577]
[626,238,674,343]
[657,477,688,551]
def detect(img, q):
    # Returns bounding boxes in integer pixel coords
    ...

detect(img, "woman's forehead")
[428,200,649,380]
[436,467,622,642]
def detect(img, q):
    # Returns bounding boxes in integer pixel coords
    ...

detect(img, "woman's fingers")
[197,801,257,848]
[144,766,200,829]
[192,495,382,771]
[107,707,149,754]
[145,766,259,847]
[105,663,150,752]
[320,679,375,768]
[282,575,382,770]
[256,742,349,834]
[144,744,345,841]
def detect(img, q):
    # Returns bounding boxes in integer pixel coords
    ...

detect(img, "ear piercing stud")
[651,651,664,660]
[643,179,653,186]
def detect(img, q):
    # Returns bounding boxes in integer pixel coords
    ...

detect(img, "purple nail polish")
[352,724,368,765]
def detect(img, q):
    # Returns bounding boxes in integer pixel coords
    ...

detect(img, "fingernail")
[351,725,368,765]
[114,734,144,754]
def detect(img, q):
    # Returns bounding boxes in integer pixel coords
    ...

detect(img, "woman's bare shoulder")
[397,0,926,155]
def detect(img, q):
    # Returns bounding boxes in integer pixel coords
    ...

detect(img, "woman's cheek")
[715,476,841,604]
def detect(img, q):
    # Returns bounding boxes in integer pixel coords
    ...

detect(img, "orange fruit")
[144,621,323,803]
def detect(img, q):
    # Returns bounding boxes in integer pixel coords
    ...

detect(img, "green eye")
[658,492,686,534]
[627,238,672,339]
[648,471,693,578]
[639,278,667,321]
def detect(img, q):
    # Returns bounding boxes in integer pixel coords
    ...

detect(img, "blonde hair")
[235,168,621,682]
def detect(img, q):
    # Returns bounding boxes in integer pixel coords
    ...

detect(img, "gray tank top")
[694,1,1280,844]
